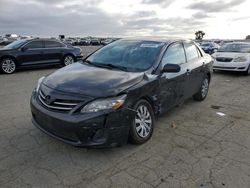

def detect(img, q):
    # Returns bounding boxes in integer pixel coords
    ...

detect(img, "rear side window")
[25,41,44,49]
[45,41,64,48]
[184,42,200,61]
[161,42,186,66]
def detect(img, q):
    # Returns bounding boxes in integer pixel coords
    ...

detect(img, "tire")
[62,55,75,66]
[244,65,250,76]
[193,75,210,101]
[129,99,155,145]
[0,58,16,74]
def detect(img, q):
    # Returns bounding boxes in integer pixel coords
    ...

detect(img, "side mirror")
[161,64,181,73]
[21,46,28,51]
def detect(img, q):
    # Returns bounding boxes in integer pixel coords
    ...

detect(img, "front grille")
[213,66,236,69]
[38,90,80,112]
[216,57,233,62]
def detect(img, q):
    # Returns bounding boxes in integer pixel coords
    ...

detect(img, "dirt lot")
[0,46,250,188]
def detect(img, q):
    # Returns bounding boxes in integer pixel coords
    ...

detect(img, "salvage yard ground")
[0,46,250,188]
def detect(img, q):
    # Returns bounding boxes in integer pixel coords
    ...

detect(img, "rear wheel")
[63,55,75,66]
[0,58,16,74]
[193,76,210,101]
[129,100,155,145]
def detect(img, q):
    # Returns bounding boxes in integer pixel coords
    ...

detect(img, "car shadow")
[213,70,247,77]
[14,64,62,74]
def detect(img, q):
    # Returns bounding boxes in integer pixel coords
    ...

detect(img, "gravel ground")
[0,46,250,187]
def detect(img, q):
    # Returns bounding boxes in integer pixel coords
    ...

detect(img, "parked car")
[0,38,83,74]
[102,38,114,45]
[213,42,250,75]
[200,42,220,54]
[30,38,213,147]
[79,38,91,45]
[91,38,100,45]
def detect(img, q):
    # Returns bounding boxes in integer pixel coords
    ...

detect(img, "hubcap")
[135,105,152,138]
[64,56,74,66]
[201,78,209,98]
[2,59,16,73]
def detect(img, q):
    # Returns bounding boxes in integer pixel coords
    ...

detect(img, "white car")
[212,42,250,75]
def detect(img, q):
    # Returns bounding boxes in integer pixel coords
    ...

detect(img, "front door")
[158,42,188,113]
[18,41,45,66]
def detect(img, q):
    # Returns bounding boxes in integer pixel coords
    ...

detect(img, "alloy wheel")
[134,105,152,138]
[64,56,74,66]
[2,59,16,74]
[201,78,209,98]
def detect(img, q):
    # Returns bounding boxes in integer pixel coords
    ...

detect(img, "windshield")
[4,39,28,49]
[218,43,250,53]
[86,40,164,72]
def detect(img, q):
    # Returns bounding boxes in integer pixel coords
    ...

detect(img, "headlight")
[81,94,127,113]
[36,76,45,92]
[233,56,247,62]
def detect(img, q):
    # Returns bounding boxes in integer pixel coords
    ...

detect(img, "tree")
[195,31,205,40]
[246,35,250,40]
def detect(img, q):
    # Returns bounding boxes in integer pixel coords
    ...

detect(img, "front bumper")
[213,61,249,72]
[75,55,83,61]
[30,91,134,147]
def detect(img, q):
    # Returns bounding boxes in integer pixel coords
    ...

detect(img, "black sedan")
[200,42,220,54]
[0,38,83,74]
[30,38,213,147]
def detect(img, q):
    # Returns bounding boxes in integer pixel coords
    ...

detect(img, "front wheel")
[193,76,210,101]
[0,58,16,74]
[244,65,250,76]
[129,100,155,145]
[63,55,75,66]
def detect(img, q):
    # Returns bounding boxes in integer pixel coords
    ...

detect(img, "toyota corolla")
[30,38,213,147]
[213,42,250,75]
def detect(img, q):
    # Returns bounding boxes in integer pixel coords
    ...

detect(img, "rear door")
[43,40,65,63]
[158,42,187,113]
[18,41,45,65]
[183,41,204,98]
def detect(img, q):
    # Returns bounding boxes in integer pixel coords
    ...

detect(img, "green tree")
[195,31,205,40]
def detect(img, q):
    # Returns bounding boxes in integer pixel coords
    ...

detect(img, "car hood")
[43,62,144,97]
[0,48,13,52]
[214,52,249,58]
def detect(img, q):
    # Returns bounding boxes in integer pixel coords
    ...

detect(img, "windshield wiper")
[82,61,128,71]
[91,63,128,71]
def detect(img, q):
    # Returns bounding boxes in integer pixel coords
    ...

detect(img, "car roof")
[27,38,61,42]
[119,37,192,44]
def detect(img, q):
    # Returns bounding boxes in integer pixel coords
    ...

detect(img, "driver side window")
[24,41,44,49]
[161,42,186,67]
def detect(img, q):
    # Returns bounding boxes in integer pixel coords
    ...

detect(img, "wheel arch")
[0,55,18,66]
[207,72,211,83]
[63,53,76,61]
[138,96,158,115]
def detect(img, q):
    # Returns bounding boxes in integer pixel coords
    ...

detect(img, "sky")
[0,0,249,39]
